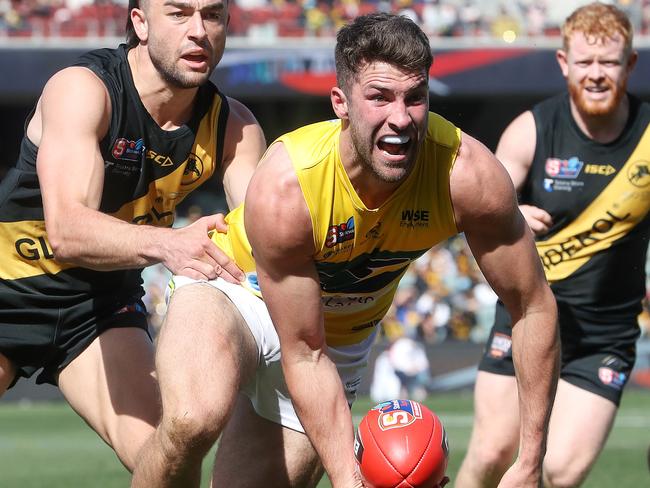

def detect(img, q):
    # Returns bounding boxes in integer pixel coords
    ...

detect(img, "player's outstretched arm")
[245,143,364,488]
[34,67,240,281]
[452,133,560,488]
[496,110,553,235]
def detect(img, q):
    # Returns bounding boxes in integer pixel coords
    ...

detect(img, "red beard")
[569,78,626,116]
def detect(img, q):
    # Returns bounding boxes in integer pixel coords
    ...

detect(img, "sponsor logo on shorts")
[326,217,355,248]
[488,332,512,358]
[373,399,423,431]
[115,301,146,315]
[598,367,627,390]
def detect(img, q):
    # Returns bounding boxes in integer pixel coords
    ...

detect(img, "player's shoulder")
[74,45,126,72]
[43,65,109,104]
[530,93,568,127]
[451,132,516,225]
[426,112,461,150]
[631,94,650,123]
[276,119,341,170]
[224,95,261,127]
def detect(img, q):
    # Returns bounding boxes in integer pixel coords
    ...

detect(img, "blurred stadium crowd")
[2,0,650,40]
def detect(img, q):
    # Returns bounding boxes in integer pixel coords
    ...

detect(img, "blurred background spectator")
[3,0,650,40]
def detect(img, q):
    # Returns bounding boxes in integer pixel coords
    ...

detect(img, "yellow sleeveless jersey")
[212,113,460,346]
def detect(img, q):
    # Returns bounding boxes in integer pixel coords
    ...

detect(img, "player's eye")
[204,11,222,21]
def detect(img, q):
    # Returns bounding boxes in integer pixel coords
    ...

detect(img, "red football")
[354,399,449,488]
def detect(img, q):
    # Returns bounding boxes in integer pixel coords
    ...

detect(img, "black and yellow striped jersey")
[522,93,650,318]
[0,45,229,306]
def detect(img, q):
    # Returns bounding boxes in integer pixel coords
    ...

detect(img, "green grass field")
[1,389,649,487]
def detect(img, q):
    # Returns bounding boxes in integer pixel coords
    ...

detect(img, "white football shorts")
[169,275,376,433]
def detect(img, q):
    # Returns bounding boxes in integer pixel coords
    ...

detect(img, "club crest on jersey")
[373,399,423,431]
[545,157,583,179]
[627,160,650,188]
[112,138,144,161]
[326,217,355,248]
[182,153,204,186]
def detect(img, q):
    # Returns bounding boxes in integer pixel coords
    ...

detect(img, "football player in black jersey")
[0,0,265,476]
[458,3,648,487]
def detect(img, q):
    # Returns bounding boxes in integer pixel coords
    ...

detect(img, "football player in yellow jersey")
[134,13,559,488]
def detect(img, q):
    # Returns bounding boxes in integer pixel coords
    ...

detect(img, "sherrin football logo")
[375,399,423,431]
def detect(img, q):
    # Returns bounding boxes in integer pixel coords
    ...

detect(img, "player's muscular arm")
[220,97,266,209]
[452,133,560,487]
[496,110,553,235]
[36,68,228,281]
[245,144,363,488]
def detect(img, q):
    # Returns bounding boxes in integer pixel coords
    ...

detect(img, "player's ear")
[131,6,148,42]
[331,86,349,120]
[556,49,569,78]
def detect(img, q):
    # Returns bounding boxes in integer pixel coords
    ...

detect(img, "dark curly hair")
[335,13,433,93]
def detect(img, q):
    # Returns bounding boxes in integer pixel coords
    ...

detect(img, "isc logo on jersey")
[374,399,423,431]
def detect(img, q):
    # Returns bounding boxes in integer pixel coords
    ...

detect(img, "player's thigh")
[156,283,258,415]
[58,326,159,469]
[212,394,323,488]
[0,352,16,396]
[467,371,520,460]
[545,379,617,474]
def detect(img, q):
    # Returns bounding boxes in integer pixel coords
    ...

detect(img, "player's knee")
[544,456,589,488]
[159,409,224,458]
[472,437,515,474]
[459,437,515,487]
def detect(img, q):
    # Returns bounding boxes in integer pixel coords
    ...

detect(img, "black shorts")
[0,294,150,387]
[478,301,639,406]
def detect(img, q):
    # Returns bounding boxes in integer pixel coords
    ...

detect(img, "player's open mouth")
[182,54,209,68]
[585,86,608,93]
[378,135,411,156]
